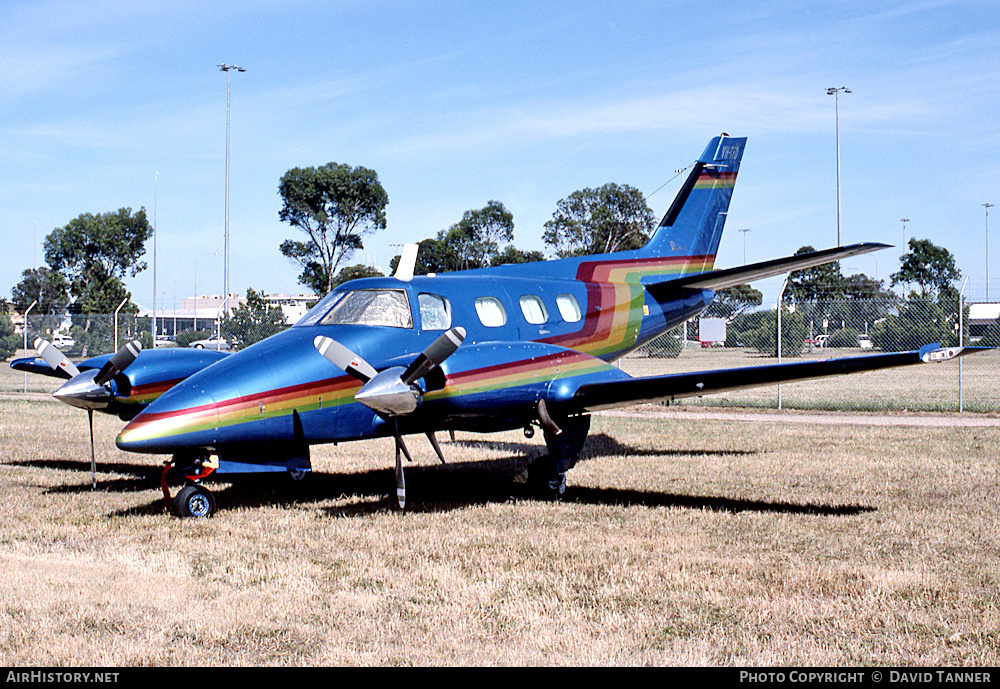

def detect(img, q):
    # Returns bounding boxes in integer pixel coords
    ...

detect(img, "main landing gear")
[516,408,591,500]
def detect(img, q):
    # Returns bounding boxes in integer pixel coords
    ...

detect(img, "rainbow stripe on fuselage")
[542,253,717,357]
[116,341,627,448]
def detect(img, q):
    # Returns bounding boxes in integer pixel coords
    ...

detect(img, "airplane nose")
[115,326,361,455]
[116,383,225,454]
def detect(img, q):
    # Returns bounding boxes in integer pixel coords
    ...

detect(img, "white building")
[137,293,318,336]
[968,303,1000,341]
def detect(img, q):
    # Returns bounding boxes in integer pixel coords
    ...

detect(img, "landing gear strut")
[519,411,590,499]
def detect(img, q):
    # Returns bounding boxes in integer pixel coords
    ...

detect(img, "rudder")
[638,135,746,268]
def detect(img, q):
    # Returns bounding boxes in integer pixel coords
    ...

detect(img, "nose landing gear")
[161,455,219,518]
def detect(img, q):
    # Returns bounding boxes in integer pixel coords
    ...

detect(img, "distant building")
[263,294,319,323]
[136,293,318,336]
[968,303,1000,342]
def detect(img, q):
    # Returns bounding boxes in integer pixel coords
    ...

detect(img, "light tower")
[827,87,851,247]
[985,203,994,301]
[219,63,246,316]
[738,228,751,265]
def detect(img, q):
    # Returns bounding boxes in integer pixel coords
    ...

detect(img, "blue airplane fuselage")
[114,269,716,456]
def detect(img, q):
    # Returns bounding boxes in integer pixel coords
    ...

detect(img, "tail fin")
[638,135,745,268]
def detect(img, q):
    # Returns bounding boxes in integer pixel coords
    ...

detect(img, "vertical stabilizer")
[638,135,745,268]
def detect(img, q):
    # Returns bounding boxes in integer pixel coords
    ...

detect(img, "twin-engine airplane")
[14,135,981,518]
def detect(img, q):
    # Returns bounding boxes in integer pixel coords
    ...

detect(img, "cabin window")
[556,293,582,323]
[474,297,507,327]
[418,293,452,331]
[519,295,548,325]
[318,289,413,328]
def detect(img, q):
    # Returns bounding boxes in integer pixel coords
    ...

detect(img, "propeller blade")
[397,432,413,463]
[394,420,406,510]
[401,326,466,385]
[313,336,377,383]
[88,409,97,490]
[34,338,80,378]
[94,339,141,386]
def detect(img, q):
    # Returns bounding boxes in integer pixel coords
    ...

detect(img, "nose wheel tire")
[173,484,216,518]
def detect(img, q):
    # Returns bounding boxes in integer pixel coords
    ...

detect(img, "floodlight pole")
[219,63,246,317]
[900,218,909,250]
[152,171,157,345]
[827,87,851,247]
[984,203,994,301]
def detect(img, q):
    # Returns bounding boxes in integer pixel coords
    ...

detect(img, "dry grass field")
[2,357,999,666]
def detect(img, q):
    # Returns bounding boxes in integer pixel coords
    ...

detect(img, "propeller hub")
[52,370,113,411]
[354,366,420,416]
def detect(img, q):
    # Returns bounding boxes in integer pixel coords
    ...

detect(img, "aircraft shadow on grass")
[11,433,875,518]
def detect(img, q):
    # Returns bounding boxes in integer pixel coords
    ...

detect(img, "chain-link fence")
[8,298,999,412]
[5,310,294,393]
[626,297,1000,413]
[15,308,293,358]
[15,311,156,359]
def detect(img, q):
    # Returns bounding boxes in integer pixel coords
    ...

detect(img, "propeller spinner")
[41,339,142,489]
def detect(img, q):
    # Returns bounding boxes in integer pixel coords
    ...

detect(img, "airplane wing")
[558,345,984,413]
[10,356,79,379]
[647,242,889,294]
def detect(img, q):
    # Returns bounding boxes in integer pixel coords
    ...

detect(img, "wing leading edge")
[557,345,985,414]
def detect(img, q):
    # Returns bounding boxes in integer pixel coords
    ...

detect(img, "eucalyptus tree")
[543,183,656,257]
[278,163,388,296]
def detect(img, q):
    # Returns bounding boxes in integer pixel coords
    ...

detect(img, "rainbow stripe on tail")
[636,134,745,273]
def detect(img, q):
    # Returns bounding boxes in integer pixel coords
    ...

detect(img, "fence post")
[777,278,789,409]
[113,297,128,352]
[23,300,36,393]
[959,277,968,412]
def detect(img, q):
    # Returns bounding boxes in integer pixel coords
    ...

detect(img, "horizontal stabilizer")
[559,346,987,414]
[648,243,889,296]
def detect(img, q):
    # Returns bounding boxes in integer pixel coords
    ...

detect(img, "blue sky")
[2,0,998,312]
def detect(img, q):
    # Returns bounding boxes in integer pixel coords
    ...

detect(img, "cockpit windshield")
[295,289,413,329]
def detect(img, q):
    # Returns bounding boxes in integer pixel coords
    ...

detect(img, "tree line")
[717,239,967,356]
[276,163,655,291]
